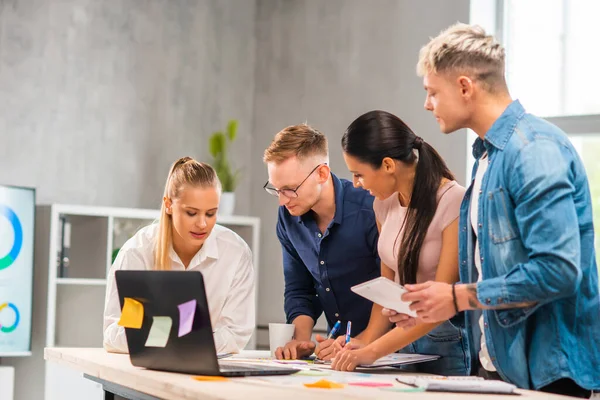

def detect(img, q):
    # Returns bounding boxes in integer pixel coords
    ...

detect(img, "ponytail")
[342,110,454,284]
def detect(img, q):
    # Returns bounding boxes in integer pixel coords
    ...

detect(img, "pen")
[327,320,342,339]
[345,321,352,345]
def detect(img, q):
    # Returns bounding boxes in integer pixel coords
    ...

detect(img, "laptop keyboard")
[219,362,268,372]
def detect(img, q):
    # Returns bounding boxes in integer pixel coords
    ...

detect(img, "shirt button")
[326,288,330,292]
[462,260,466,265]
[478,223,482,228]
[484,322,488,328]
[479,189,483,194]
[315,294,319,297]
[335,313,339,317]
[480,257,484,262]
[320,261,325,265]
[485,298,491,304]
[503,319,508,325]
[318,233,322,238]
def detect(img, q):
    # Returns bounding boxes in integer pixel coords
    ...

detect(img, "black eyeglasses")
[263,164,325,198]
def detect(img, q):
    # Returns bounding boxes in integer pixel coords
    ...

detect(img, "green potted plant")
[209,119,240,215]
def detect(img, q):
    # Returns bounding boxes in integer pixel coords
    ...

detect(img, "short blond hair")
[417,23,507,92]
[263,124,328,164]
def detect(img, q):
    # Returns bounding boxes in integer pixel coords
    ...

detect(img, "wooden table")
[44,348,573,400]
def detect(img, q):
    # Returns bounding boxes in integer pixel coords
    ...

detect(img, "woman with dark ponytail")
[329,110,469,375]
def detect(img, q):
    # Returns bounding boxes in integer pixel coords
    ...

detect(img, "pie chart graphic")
[0,205,23,271]
[0,302,20,333]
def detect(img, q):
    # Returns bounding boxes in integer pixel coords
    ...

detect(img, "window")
[570,134,600,252]
[503,0,600,117]
[470,1,600,269]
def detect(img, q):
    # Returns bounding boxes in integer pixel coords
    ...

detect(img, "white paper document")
[351,277,417,317]
[316,353,440,368]
[359,353,440,368]
[396,375,519,395]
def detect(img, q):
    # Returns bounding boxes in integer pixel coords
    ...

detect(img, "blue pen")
[327,320,341,339]
[345,321,352,345]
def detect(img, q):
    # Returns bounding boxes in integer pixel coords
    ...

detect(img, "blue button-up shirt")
[276,173,380,336]
[459,100,600,390]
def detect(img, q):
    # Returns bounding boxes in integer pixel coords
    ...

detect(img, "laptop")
[115,270,299,377]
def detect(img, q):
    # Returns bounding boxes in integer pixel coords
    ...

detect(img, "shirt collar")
[169,227,220,267]
[331,173,345,225]
[296,172,345,225]
[476,99,526,157]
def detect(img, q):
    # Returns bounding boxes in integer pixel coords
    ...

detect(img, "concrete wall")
[1,0,472,397]
[0,1,256,399]
[250,0,470,332]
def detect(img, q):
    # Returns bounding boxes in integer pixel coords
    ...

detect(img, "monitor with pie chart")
[0,184,35,356]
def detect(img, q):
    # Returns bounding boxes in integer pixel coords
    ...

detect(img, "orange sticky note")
[118,298,144,329]
[193,375,229,382]
[303,379,344,389]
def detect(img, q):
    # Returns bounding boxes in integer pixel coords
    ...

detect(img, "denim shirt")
[459,100,600,390]
[276,173,380,335]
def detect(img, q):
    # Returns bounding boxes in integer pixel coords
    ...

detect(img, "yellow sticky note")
[303,379,344,389]
[118,298,144,329]
[145,316,172,347]
[193,375,229,382]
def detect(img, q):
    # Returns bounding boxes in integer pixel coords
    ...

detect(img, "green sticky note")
[145,316,172,347]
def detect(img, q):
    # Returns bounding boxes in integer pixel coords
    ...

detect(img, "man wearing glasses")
[263,124,380,360]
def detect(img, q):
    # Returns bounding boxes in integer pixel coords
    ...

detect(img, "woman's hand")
[330,346,377,372]
[382,308,417,329]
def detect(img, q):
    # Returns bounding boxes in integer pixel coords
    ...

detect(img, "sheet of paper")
[145,316,172,347]
[177,299,197,337]
[358,353,440,368]
[118,298,144,329]
[294,369,330,376]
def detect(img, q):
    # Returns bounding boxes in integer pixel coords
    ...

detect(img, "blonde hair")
[154,157,221,270]
[417,23,507,92]
[263,124,328,164]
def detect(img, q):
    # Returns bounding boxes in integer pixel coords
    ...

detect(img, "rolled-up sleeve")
[477,139,582,327]
[276,217,322,324]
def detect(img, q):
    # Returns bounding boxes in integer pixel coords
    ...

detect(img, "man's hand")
[274,340,315,360]
[330,346,377,372]
[402,281,456,323]
[381,308,417,328]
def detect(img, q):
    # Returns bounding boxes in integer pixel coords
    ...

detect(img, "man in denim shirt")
[263,124,380,360]
[402,23,600,397]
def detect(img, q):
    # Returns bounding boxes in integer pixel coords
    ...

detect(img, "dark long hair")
[341,110,454,285]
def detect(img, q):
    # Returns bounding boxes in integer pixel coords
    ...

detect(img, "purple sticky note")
[177,299,197,337]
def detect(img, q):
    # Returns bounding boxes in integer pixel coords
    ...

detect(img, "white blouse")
[103,223,255,354]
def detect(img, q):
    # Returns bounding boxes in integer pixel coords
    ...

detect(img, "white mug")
[268,323,295,357]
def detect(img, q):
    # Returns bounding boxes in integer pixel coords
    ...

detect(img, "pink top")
[373,181,466,284]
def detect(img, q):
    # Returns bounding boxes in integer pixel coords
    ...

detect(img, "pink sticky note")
[178,299,197,337]
[348,382,393,387]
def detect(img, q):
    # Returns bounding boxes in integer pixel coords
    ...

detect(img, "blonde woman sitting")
[103,157,255,354]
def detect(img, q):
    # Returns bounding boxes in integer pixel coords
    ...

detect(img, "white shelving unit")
[42,204,260,400]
